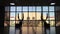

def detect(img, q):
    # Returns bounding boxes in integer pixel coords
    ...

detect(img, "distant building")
[15,12,55,27]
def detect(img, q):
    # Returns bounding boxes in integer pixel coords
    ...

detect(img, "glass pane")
[16,12,22,20]
[10,21,15,26]
[29,12,35,20]
[29,6,35,11]
[22,21,27,27]
[23,6,28,11]
[10,12,15,20]
[43,12,48,20]
[23,12,28,20]
[49,12,55,20]
[29,6,33,11]
[32,6,35,11]
[36,21,42,27]
[10,6,15,11]
[36,6,41,11]
[36,12,41,20]
[5,11,10,20]
[43,6,48,11]
[50,21,55,26]
[49,6,54,11]
[17,6,22,11]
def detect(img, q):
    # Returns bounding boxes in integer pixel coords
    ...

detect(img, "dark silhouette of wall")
[0,6,4,34]
[55,6,60,26]
[55,6,60,34]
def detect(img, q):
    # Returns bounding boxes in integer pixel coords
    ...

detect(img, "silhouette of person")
[15,13,24,34]
[43,20,50,34]
[18,13,24,34]
[18,18,23,34]
[41,13,50,34]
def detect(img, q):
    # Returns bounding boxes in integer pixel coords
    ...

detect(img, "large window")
[5,6,55,34]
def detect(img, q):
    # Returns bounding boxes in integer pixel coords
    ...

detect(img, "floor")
[4,27,56,34]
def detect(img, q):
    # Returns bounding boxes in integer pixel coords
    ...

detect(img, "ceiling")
[0,0,60,6]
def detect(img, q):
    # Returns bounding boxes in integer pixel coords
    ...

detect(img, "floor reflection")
[46,28,50,34]
[9,27,15,34]
[4,27,56,34]
[16,28,20,34]
[50,27,55,34]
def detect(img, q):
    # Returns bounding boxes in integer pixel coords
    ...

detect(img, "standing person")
[18,13,24,34]
[41,13,50,34]
[15,13,24,34]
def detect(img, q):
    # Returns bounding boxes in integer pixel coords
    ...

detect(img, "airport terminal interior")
[4,6,57,34]
[1,0,60,34]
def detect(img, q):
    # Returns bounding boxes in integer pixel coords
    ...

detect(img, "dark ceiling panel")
[0,0,50,6]
[0,0,60,6]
